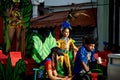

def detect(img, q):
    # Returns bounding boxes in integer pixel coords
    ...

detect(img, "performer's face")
[86,44,95,52]
[62,28,70,37]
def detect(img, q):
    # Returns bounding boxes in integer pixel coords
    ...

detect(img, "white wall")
[45,0,96,6]
[31,0,44,5]
[31,0,44,18]
[97,0,109,51]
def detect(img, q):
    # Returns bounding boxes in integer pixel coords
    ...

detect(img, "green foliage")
[26,31,37,58]
[21,0,32,31]
[5,56,12,80]
[0,60,4,80]
[12,59,26,80]
[0,56,26,80]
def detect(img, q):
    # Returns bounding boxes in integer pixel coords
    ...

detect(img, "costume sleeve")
[70,38,78,51]
[44,59,52,70]
[78,48,86,63]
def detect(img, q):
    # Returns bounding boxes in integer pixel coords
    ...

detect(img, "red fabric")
[0,50,7,58]
[94,53,99,59]
[0,50,37,76]
[10,52,22,67]
[55,26,60,40]
[91,72,98,80]
[24,58,38,76]
[98,50,112,59]
[96,51,112,67]
[101,61,107,67]
[44,60,52,70]
[98,51,112,67]
[0,50,8,65]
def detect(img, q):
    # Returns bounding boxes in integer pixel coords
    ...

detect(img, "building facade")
[31,0,120,51]
[97,0,120,51]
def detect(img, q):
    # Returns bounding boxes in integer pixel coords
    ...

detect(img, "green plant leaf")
[5,56,12,80]
[12,59,26,80]
[22,0,32,30]
[0,61,5,80]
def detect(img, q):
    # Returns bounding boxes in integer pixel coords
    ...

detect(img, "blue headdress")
[61,20,72,31]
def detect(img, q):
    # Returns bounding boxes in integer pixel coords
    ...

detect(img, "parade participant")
[44,47,71,80]
[57,27,78,77]
[73,36,96,76]
[7,0,23,51]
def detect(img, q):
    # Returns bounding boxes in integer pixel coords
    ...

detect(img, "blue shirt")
[73,45,96,75]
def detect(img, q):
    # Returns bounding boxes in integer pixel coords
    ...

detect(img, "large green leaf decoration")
[32,35,43,63]
[42,33,57,58]
[27,32,57,63]
[39,33,56,63]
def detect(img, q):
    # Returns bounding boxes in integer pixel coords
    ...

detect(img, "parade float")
[0,1,61,79]
[0,0,49,79]
[0,0,98,79]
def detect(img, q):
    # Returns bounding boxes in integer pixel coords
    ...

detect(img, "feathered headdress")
[61,21,72,31]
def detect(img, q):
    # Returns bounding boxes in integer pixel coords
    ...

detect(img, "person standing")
[57,27,78,77]
[7,0,23,51]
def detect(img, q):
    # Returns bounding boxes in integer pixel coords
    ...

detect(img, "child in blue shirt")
[73,36,96,75]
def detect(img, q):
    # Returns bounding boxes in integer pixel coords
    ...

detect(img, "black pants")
[72,73,90,80]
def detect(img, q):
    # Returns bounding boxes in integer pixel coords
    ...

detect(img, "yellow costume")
[8,10,23,28]
[57,37,78,76]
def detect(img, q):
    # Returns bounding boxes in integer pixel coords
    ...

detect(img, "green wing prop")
[26,32,57,63]
[32,33,57,63]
